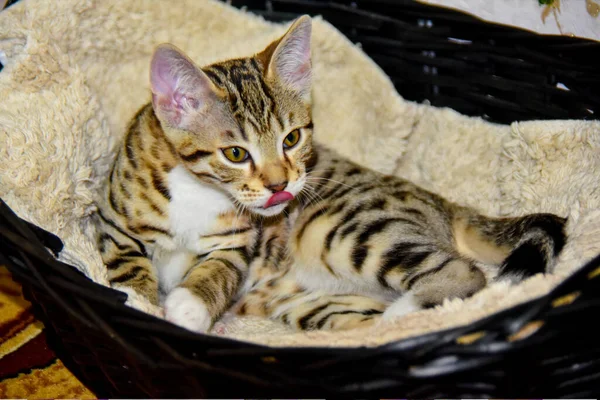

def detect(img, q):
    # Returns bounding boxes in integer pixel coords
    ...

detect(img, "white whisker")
[299,183,327,214]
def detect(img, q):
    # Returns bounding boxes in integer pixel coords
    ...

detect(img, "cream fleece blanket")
[1,0,599,348]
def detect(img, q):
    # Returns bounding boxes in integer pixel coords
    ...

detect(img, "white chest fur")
[154,165,235,294]
[166,165,235,251]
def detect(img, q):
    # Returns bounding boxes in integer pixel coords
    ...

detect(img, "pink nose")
[265,191,294,208]
[266,182,288,193]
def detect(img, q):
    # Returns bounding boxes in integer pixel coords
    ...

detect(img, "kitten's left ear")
[263,15,312,100]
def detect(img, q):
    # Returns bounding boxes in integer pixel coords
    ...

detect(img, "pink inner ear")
[151,51,179,102]
[173,92,199,110]
[150,46,206,127]
[272,20,312,95]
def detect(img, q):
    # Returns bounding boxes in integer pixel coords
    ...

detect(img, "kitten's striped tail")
[453,210,567,281]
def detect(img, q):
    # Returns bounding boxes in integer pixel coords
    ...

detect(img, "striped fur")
[95,15,567,333]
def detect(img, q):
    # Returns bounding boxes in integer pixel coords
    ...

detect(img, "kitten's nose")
[266,182,288,193]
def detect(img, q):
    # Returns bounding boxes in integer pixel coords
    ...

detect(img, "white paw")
[382,293,421,321]
[164,287,212,333]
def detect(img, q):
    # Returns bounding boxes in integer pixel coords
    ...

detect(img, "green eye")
[222,147,249,163]
[283,130,301,149]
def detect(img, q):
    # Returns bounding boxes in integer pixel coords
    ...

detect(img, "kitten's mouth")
[264,191,294,208]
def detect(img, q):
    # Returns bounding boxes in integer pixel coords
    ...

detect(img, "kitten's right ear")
[150,44,218,129]
[261,15,312,101]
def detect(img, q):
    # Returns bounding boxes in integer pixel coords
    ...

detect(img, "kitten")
[95,15,566,332]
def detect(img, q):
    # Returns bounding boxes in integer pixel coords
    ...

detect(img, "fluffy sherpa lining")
[1,0,599,347]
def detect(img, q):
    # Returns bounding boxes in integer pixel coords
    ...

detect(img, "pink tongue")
[265,191,294,208]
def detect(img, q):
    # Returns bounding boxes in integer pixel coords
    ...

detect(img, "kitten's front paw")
[164,287,212,333]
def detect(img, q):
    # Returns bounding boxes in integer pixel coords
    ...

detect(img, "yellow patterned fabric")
[0,266,95,399]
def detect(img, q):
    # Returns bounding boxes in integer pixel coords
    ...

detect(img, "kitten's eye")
[283,130,301,149]
[222,147,249,163]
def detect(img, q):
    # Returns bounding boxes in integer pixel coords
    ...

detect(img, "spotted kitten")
[95,15,566,332]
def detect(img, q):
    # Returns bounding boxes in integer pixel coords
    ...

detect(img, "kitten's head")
[150,15,314,217]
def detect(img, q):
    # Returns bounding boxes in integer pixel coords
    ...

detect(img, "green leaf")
[539,0,555,5]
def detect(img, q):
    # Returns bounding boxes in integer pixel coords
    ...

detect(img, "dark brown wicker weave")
[1,0,600,397]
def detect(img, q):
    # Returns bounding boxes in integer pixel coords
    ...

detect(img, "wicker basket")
[1,0,600,397]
